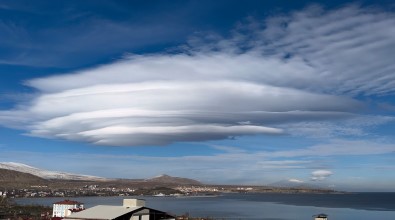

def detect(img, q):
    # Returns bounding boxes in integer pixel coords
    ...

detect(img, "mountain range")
[0,162,107,181]
[0,162,334,195]
[0,162,329,189]
[0,162,202,187]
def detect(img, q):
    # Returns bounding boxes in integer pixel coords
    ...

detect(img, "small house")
[313,213,328,220]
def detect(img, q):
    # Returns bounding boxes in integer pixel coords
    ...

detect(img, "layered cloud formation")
[1,5,395,146]
[311,170,333,181]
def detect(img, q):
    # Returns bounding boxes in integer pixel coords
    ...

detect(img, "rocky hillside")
[0,162,203,189]
[0,168,48,187]
[0,162,107,181]
[145,174,202,186]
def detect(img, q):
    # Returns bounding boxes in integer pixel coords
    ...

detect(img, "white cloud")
[311,170,333,181]
[1,5,395,146]
[0,57,359,146]
[283,115,395,138]
[193,5,395,96]
[289,178,304,183]
[265,139,395,158]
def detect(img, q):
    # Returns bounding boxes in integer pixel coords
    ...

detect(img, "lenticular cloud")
[0,55,358,146]
[1,5,395,146]
[311,170,333,181]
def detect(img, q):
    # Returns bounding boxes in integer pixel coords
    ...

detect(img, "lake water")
[13,193,395,220]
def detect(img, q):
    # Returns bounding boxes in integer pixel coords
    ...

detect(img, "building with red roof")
[52,200,84,217]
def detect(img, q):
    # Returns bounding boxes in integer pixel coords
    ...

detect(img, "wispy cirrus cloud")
[284,115,395,138]
[1,5,395,146]
[264,139,395,158]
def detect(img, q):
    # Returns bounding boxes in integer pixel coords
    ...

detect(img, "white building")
[52,200,84,217]
[65,199,174,220]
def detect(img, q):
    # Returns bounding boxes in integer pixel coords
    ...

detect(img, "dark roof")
[65,206,175,220]
[69,208,85,212]
[313,213,328,217]
[54,200,83,205]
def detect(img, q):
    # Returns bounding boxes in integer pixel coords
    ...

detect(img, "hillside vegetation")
[0,169,48,188]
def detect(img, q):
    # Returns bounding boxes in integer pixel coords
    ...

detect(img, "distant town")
[0,165,339,220]
[0,165,339,199]
[1,184,338,199]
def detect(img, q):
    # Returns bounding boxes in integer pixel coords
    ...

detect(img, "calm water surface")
[13,193,395,220]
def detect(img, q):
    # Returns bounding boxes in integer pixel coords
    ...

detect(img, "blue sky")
[1,0,395,192]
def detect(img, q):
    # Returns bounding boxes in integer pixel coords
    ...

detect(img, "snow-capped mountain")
[0,162,108,181]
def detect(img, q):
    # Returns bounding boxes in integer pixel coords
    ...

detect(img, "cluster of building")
[1,186,138,198]
[174,186,219,194]
[4,186,227,199]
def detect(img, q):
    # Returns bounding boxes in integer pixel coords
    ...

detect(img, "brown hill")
[0,168,48,187]
[0,169,202,189]
[145,174,202,186]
